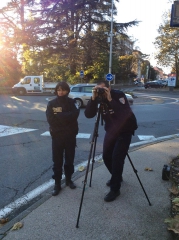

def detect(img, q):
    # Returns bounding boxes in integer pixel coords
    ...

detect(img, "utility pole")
[109,0,114,75]
[104,0,114,85]
[146,65,149,80]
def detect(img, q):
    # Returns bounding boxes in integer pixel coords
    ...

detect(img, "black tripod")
[76,103,151,228]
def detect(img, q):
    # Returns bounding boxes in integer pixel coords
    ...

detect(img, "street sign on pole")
[168,77,176,87]
[106,73,113,81]
[80,70,84,78]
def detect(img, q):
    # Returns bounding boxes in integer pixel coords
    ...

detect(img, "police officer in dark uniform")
[84,81,138,202]
[46,82,80,196]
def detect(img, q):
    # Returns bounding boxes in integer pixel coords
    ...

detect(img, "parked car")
[144,81,164,89]
[125,93,134,105]
[156,80,168,87]
[69,84,134,108]
[133,79,144,87]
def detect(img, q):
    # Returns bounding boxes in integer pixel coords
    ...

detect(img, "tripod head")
[96,101,114,126]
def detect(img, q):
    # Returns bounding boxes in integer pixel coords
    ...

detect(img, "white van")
[12,76,57,95]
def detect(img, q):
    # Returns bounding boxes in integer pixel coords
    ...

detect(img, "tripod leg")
[76,105,101,228]
[76,170,89,228]
[89,133,98,187]
[76,135,97,228]
[127,153,152,206]
[89,105,105,187]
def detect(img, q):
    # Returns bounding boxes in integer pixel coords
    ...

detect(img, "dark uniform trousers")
[52,133,76,181]
[103,132,132,192]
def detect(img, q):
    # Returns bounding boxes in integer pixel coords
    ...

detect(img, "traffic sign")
[80,70,84,78]
[168,77,176,87]
[106,73,113,81]
[170,2,179,27]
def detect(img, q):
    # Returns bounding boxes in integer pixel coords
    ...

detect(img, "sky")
[115,0,172,73]
[0,0,173,73]
[0,1,8,9]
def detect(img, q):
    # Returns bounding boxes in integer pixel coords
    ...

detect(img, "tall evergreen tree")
[0,0,138,82]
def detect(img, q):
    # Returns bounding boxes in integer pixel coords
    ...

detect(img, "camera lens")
[97,88,105,94]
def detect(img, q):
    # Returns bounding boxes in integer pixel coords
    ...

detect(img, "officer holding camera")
[84,81,138,202]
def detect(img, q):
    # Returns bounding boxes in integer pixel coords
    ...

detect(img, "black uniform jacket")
[84,89,138,137]
[46,95,79,137]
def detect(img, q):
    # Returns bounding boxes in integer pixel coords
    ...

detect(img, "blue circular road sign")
[106,73,113,81]
[80,70,84,77]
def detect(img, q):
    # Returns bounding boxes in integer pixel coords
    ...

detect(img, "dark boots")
[66,178,76,189]
[52,180,61,196]
[52,178,76,195]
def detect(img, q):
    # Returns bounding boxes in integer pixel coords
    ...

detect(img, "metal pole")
[146,65,149,80]
[109,0,114,75]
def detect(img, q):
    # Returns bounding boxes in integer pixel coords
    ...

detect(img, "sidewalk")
[1,138,179,240]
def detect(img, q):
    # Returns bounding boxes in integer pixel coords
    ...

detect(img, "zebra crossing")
[41,131,91,138]
[0,124,157,141]
[0,125,37,137]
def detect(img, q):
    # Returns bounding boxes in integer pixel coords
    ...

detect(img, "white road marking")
[11,96,30,102]
[138,135,156,141]
[41,131,50,136]
[130,133,179,148]
[0,125,91,139]
[1,133,179,218]
[41,131,91,138]
[134,93,179,104]
[0,125,37,137]
[76,133,91,138]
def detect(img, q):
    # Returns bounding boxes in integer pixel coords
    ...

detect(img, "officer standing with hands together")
[46,82,80,196]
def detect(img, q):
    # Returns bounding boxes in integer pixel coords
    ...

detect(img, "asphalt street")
[0,87,179,225]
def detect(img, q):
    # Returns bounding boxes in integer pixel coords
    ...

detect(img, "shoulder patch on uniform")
[119,97,125,104]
